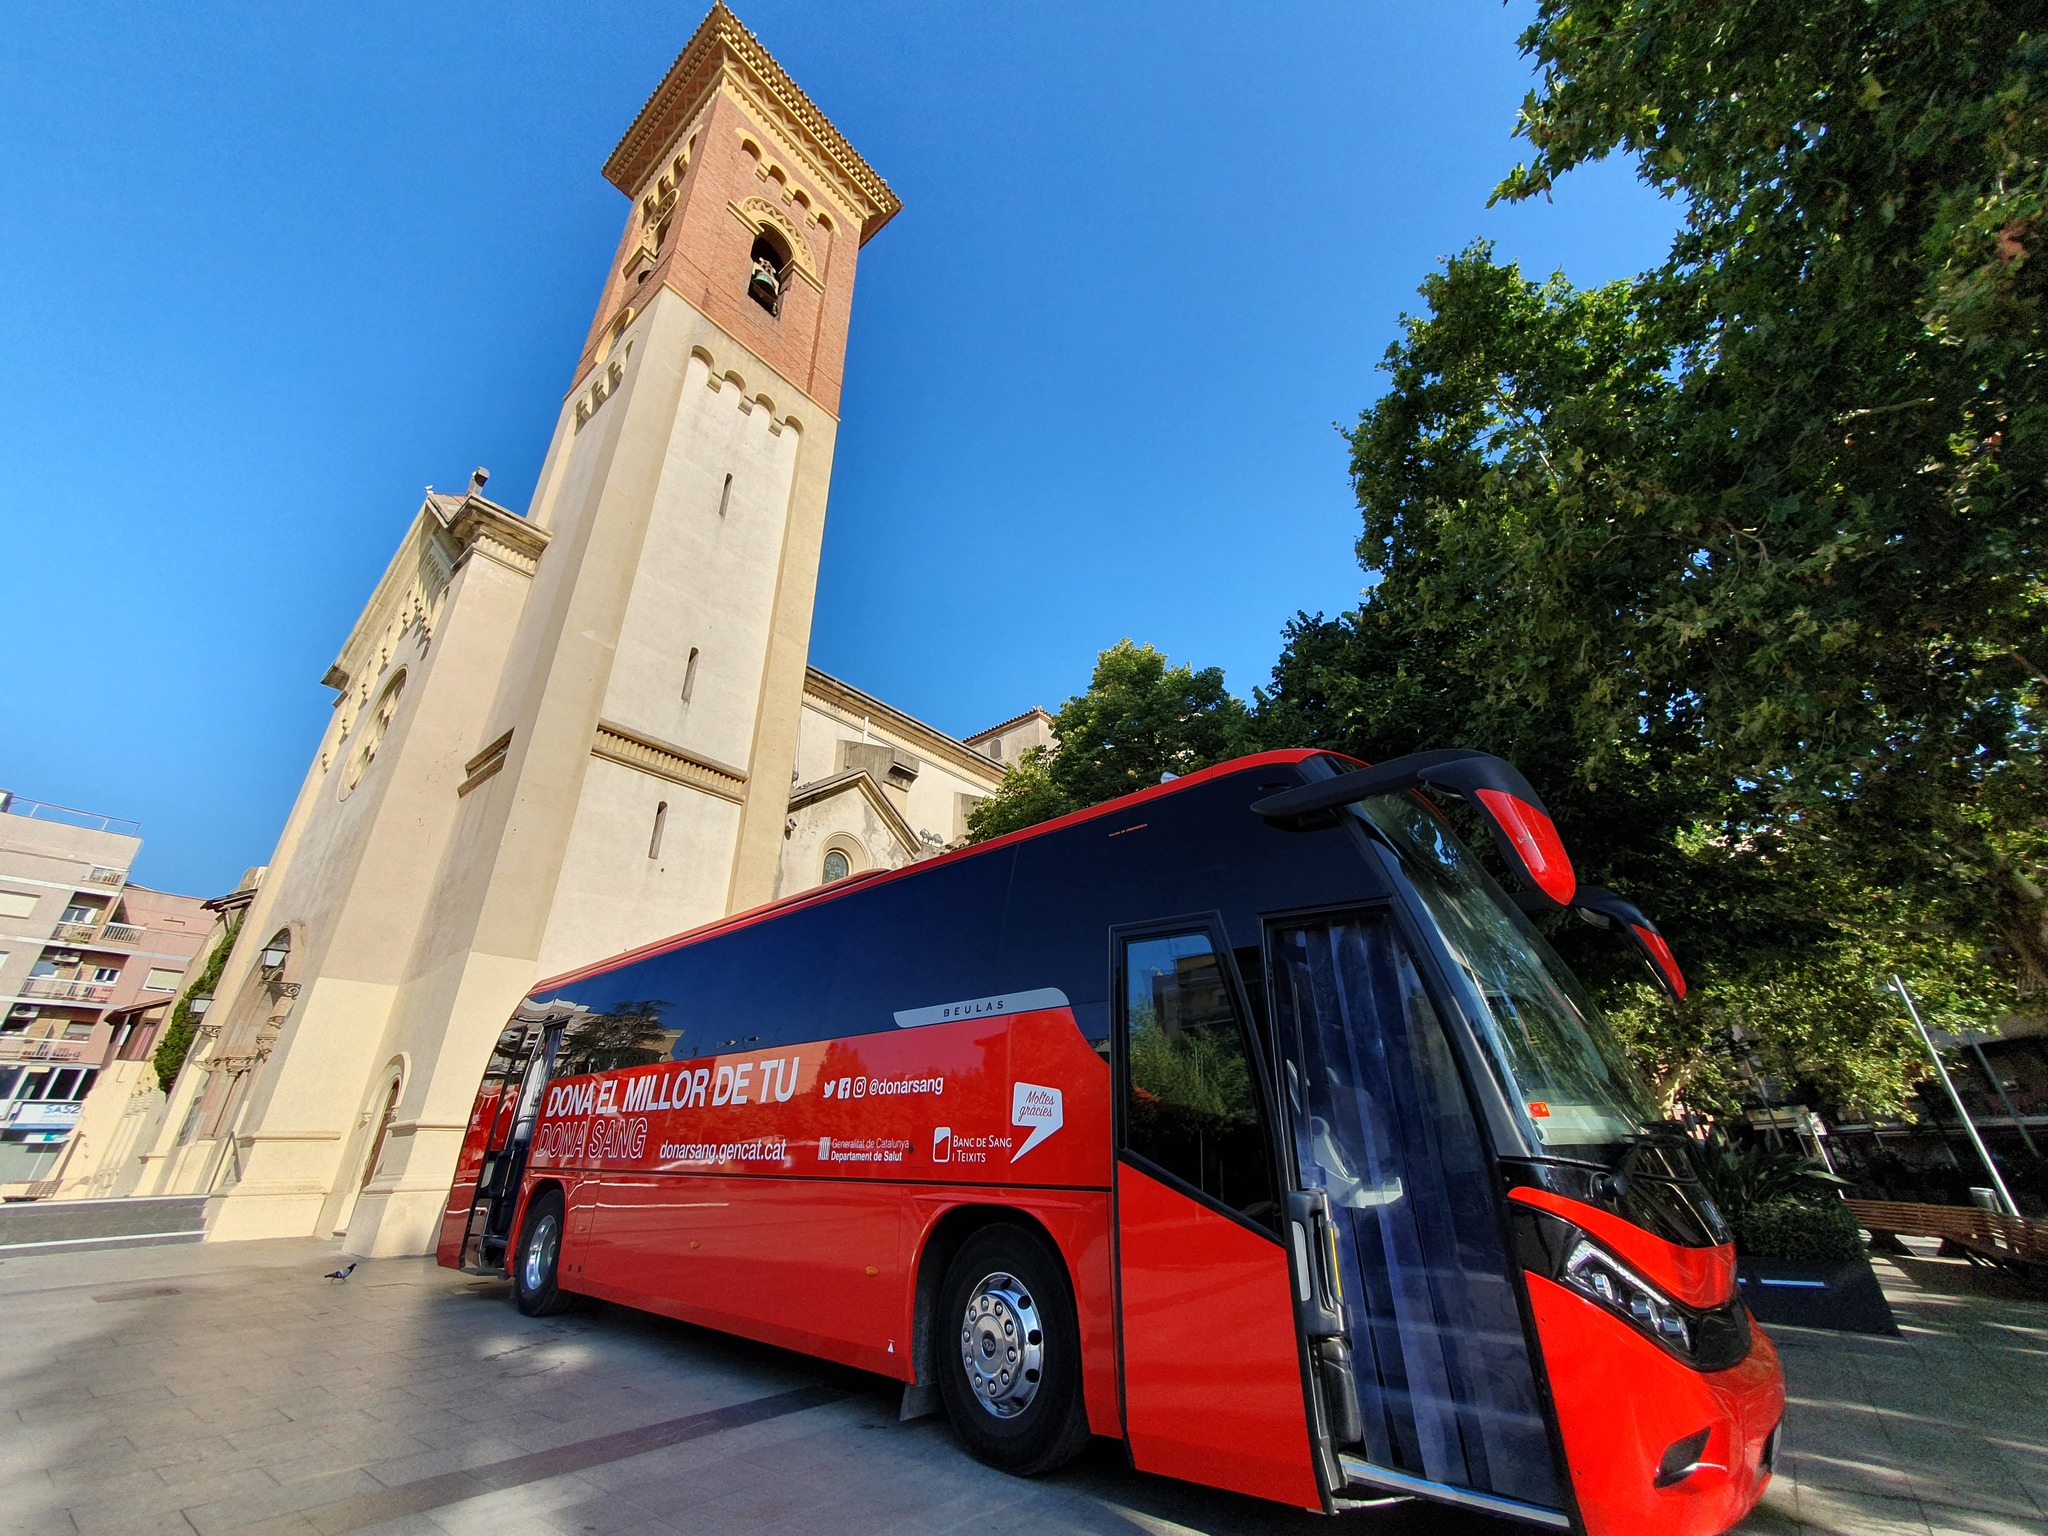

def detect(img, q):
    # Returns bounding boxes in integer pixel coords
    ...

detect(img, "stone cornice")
[802,667,1004,788]
[322,490,550,702]
[787,767,922,857]
[963,706,1054,745]
[603,3,901,244]
[592,720,749,804]
[443,495,550,575]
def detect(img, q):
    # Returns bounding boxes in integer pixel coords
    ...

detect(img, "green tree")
[1492,0,2046,976]
[1264,0,2046,1117]
[968,640,1255,841]
[152,913,242,1094]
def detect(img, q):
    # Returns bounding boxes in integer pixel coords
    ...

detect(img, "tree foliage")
[968,1,2044,1123]
[1265,0,2044,1116]
[1493,0,2046,975]
[967,641,1255,841]
[152,913,241,1094]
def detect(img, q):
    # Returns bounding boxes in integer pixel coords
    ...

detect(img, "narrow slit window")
[717,474,732,518]
[681,648,700,705]
[648,801,668,860]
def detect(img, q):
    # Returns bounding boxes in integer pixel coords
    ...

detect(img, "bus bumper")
[1527,1273,1785,1536]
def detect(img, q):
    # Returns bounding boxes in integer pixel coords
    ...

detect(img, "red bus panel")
[1116,1162,1319,1509]
[1528,1273,1782,1536]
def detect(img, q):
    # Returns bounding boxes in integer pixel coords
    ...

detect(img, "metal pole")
[1805,1110,1838,1175]
[1736,1048,1784,1150]
[1890,974,2020,1217]
[1965,1036,2040,1159]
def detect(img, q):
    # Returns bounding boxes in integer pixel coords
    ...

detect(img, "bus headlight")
[1563,1238,1692,1354]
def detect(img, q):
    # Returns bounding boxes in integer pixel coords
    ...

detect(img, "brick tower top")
[572,3,901,415]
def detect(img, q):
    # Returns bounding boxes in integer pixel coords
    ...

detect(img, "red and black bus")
[439,749,1783,1535]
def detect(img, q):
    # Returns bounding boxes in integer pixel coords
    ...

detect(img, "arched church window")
[822,849,850,884]
[361,1069,402,1190]
[341,671,404,799]
[748,230,791,316]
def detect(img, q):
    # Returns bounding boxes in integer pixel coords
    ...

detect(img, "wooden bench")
[1847,1198,2048,1275]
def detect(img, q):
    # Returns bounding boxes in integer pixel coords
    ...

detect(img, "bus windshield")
[1352,793,1660,1161]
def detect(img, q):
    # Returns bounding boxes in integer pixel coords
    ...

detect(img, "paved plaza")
[0,1235,2041,1536]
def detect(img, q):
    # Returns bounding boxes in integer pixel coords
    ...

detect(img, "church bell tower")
[508,0,902,958]
[182,5,901,1257]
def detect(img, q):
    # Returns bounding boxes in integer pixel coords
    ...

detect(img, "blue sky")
[0,2,1678,896]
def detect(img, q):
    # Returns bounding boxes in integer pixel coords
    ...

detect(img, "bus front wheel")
[937,1223,1089,1476]
[513,1188,575,1317]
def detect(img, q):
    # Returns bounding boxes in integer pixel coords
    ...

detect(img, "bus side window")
[552,1000,680,1076]
[1118,930,1281,1233]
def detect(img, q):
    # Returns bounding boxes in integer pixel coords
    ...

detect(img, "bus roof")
[529,748,1335,994]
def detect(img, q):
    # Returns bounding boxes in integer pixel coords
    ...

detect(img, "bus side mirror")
[1573,886,1687,1002]
[1251,749,1577,910]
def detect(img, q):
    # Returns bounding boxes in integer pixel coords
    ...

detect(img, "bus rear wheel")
[937,1223,1089,1476]
[513,1188,575,1317]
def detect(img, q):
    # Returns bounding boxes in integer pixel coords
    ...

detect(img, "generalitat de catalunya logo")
[1010,1082,1063,1161]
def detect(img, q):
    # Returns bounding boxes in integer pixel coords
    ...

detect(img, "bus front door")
[1268,908,1568,1526]
[1112,923,1321,1510]
[454,1023,554,1274]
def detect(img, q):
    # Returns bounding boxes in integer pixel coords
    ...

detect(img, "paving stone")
[4,1236,2044,1536]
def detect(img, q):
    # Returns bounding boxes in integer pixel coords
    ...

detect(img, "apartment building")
[0,792,209,1192]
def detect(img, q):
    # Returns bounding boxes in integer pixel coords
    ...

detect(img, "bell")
[749,258,781,303]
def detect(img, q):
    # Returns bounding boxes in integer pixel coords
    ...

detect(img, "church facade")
[132,6,1036,1257]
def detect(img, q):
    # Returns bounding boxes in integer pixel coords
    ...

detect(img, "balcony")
[47,920,146,947]
[86,866,126,886]
[20,978,113,1004]
[0,1037,86,1063]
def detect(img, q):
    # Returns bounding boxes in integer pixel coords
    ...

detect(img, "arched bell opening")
[747,229,791,316]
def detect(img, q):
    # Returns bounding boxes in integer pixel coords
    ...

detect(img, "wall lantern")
[258,943,289,971]
[187,993,213,1018]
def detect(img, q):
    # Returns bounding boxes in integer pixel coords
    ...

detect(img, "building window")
[28,960,58,978]
[648,801,668,860]
[63,1022,93,1040]
[717,474,732,518]
[60,904,97,925]
[987,737,1003,761]
[92,966,119,984]
[681,648,700,705]
[0,892,36,919]
[822,850,850,884]
[143,968,183,991]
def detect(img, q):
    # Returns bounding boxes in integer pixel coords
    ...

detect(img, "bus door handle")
[1287,1190,1365,1450]
[1286,1189,1345,1337]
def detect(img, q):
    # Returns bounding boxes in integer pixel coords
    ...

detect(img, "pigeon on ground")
[324,1262,357,1282]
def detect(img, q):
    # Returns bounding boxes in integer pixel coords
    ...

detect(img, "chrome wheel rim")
[959,1270,1044,1418]
[523,1213,558,1293]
